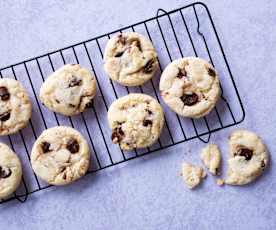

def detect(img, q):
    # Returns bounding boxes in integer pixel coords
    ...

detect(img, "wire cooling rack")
[0,2,244,204]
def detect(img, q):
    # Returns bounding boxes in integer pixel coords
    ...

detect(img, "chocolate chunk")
[85,99,93,108]
[114,51,124,57]
[41,141,51,153]
[181,93,199,106]
[143,59,155,73]
[131,40,142,51]
[66,138,79,153]
[208,68,216,77]
[111,127,124,143]
[0,166,12,179]
[177,68,186,78]
[143,119,152,127]
[68,76,82,87]
[0,111,10,122]
[0,87,10,101]
[235,148,253,161]
[261,160,266,168]
[63,173,67,180]
[55,99,60,104]
[146,109,152,115]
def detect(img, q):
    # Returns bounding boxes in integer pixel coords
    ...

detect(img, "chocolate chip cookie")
[31,126,90,185]
[159,57,220,118]
[107,93,164,151]
[0,143,22,199]
[225,130,269,185]
[104,32,158,86]
[40,64,97,116]
[0,78,32,135]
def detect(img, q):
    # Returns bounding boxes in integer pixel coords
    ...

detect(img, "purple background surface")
[0,0,275,229]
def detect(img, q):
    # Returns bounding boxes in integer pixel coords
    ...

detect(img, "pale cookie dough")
[31,126,90,185]
[0,143,22,199]
[104,32,158,86]
[107,93,164,151]
[225,130,269,185]
[159,57,220,118]
[40,64,97,116]
[181,162,206,189]
[200,144,221,175]
[0,78,32,135]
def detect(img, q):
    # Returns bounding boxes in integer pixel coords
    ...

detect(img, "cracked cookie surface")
[107,93,164,151]
[0,143,22,199]
[40,64,97,116]
[104,32,158,86]
[225,130,269,185]
[0,78,32,135]
[31,126,90,185]
[159,57,220,118]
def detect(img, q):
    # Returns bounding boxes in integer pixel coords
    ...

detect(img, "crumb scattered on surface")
[216,178,224,186]
[200,144,221,175]
[181,162,206,189]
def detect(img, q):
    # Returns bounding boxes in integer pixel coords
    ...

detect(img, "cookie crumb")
[200,144,221,175]
[181,162,206,189]
[216,178,224,186]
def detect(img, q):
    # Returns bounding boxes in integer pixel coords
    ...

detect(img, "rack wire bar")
[0,2,245,204]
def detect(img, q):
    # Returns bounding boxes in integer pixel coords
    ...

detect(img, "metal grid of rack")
[0,2,244,204]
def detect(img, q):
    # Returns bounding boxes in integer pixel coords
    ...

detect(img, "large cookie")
[104,32,158,86]
[159,57,220,118]
[40,64,97,116]
[107,93,164,151]
[0,143,22,199]
[225,130,269,185]
[31,126,90,185]
[0,78,32,135]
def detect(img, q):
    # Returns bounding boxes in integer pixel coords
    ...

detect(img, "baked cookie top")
[104,32,158,86]
[31,126,90,185]
[159,57,220,118]
[107,93,164,151]
[40,64,97,116]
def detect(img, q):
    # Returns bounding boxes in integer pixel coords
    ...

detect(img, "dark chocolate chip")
[85,99,93,108]
[60,167,66,173]
[143,59,155,73]
[143,119,152,127]
[111,127,124,143]
[177,68,186,78]
[63,173,67,180]
[68,76,82,87]
[0,87,10,101]
[261,160,266,168]
[69,103,75,108]
[0,166,12,179]
[41,141,51,153]
[66,138,79,153]
[208,68,216,77]
[146,109,153,115]
[114,51,124,57]
[181,93,199,106]
[55,99,60,104]
[0,111,10,122]
[235,148,253,161]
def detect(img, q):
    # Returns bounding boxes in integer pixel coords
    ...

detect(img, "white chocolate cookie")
[31,126,90,185]
[225,130,269,185]
[107,93,164,151]
[0,78,32,135]
[40,64,97,116]
[159,57,220,118]
[0,143,22,199]
[104,32,158,86]
[200,144,221,175]
[181,162,206,189]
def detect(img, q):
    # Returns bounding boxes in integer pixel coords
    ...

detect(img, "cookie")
[104,32,158,86]
[225,130,269,185]
[31,126,90,185]
[0,143,22,199]
[181,162,206,189]
[107,93,164,151]
[40,64,97,116]
[159,57,220,118]
[0,78,32,135]
[200,144,221,175]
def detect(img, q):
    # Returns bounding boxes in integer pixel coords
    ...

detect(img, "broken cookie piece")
[181,162,206,189]
[200,144,221,175]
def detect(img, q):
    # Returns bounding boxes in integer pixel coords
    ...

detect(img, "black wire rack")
[0,2,244,204]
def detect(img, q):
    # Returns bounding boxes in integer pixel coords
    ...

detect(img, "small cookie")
[181,162,206,189]
[31,126,90,185]
[40,64,97,116]
[159,57,220,118]
[0,78,32,135]
[225,130,269,185]
[107,93,164,150]
[0,143,22,199]
[104,32,158,86]
[200,144,221,175]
